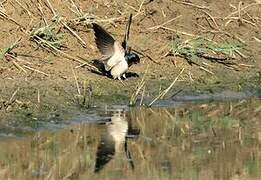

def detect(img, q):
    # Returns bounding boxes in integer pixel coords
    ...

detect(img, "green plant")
[31,24,64,49]
[171,36,244,66]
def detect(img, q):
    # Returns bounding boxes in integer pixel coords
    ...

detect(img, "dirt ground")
[0,0,260,118]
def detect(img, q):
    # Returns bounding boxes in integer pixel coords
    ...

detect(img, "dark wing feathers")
[122,14,133,52]
[94,136,115,173]
[92,23,115,56]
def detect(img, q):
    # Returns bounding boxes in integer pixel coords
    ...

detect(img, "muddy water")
[0,98,260,180]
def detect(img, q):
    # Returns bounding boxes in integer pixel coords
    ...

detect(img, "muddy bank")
[0,66,260,125]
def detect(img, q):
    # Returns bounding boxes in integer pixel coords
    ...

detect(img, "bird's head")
[125,52,140,66]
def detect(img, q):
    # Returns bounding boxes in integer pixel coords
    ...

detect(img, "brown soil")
[0,0,260,116]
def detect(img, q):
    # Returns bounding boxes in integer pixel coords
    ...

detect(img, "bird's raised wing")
[122,14,133,53]
[105,41,125,71]
[93,23,115,57]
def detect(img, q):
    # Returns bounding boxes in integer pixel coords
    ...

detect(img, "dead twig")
[174,0,210,10]
[72,14,125,25]
[72,67,81,95]
[1,39,32,75]
[0,11,26,30]
[61,21,87,48]
[148,68,185,107]
[253,37,261,43]
[5,54,49,76]
[9,88,20,104]
[238,63,254,68]
[199,66,214,75]
[13,61,27,73]
[147,15,182,30]
[133,0,146,18]
[225,2,260,19]
[23,65,49,76]
[45,0,57,17]
[4,54,27,73]
[158,26,196,37]
[132,49,161,64]
[234,49,247,58]
[35,0,48,25]
[201,30,246,45]
[37,89,40,103]
[225,2,260,27]
[129,64,149,106]
[14,0,34,17]
[33,35,97,70]
[201,10,219,29]
[68,0,83,17]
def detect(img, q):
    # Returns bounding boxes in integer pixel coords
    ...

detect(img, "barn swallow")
[94,110,140,173]
[92,15,140,81]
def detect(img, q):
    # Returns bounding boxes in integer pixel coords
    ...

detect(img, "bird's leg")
[118,76,126,86]
[122,73,126,80]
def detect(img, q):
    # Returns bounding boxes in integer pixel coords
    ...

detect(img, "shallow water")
[0,98,261,180]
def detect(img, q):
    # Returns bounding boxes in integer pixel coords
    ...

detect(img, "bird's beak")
[136,57,140,64]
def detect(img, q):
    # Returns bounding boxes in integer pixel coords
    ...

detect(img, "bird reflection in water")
[94,109,140,173]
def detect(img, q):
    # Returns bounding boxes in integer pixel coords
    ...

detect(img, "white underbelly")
[105,51,125,71]
[110,60,128,79]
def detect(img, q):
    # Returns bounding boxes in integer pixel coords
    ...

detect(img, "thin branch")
[199,66,214,74]
[174,0,210,10]
[225,2,260,19]
[147,15,182,30]
[45,0,57,17]
[23,65,49,76]
[201,10,219,29]
[61,21,87,47]
[33,35,97,70]
[132,48,161,64]
[72,67,81,95]
[148,68,185,107]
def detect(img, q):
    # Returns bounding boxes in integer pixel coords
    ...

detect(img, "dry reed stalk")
[139,85,146,106]
[23,65,49,76]
[148,68,185,107]
[0,11,26,30]
[225,2,261,19]
[61,21,87,47]
[225,2,260,27]
[5,54,45,80]
[132,49,160,64]
[133,0,146,18]
[4,54,27,73]
[69,0,83,17]
[72,67,81,95]
[147,15,182,30]
[174,0,210,10]
[9,88,20,103]
[37,89,40,103]
[14,0,34,17]
[199,66,214,75]
[45,0,57,17]
[129,64,149,106]
[253,37,261,43]
[35,0,48,25]
[33,35,97,70]
[201,10,219,29]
